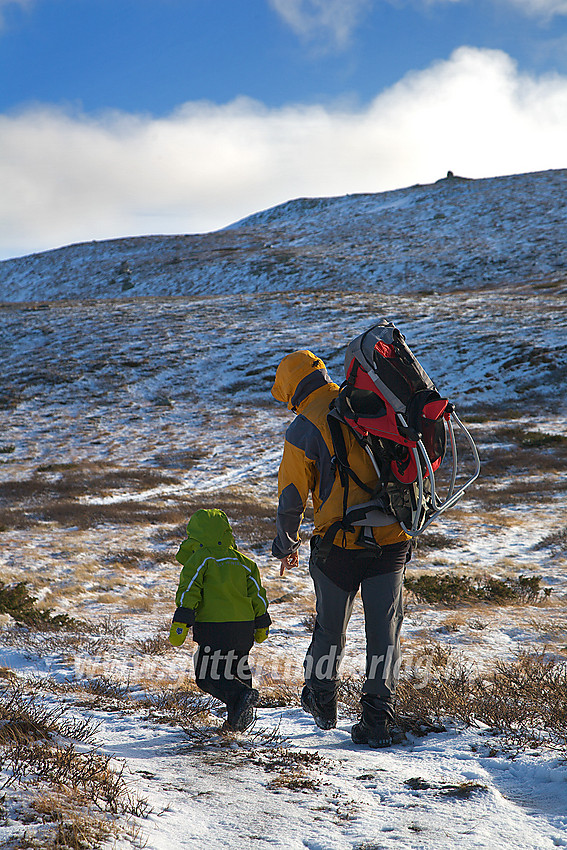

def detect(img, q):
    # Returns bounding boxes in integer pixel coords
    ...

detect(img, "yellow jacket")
[271,351,409,558]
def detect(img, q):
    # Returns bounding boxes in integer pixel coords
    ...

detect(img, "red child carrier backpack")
[321,319,480,555]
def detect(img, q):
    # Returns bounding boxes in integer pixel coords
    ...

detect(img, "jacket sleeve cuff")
[271,539,300,559]
[254,612,271,628]
[172,607,195,626]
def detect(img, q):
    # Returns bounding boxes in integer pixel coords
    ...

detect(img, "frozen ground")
[1,211,567,848]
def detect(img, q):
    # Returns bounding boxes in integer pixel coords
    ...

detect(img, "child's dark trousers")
[193,644,253,709]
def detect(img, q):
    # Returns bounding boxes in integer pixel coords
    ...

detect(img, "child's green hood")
[176,508,236,562]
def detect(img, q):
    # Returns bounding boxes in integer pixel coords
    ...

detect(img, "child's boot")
[227,687,259,732]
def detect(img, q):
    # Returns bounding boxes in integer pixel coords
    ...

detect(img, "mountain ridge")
[1,168,565,303]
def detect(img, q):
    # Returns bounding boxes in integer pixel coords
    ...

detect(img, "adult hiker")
[271,350,411,748]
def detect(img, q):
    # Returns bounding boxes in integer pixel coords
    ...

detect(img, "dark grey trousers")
[304,559,405,711]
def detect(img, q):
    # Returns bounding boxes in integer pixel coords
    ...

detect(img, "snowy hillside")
[0,168,566,302]
[1,169,567,849]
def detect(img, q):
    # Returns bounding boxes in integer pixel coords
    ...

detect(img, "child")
[169,508,271,732]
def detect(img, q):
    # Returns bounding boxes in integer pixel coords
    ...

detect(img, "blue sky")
[1,0,566,114]
[0,0,566,259]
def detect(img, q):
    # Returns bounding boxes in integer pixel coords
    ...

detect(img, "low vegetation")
[339,648,567,755]
[404,777,488,798]
[4,643,565,850]
[1,358,566,844]
[498,427,567,449]
[0,463,275,544]
[0,582,78,630]
[404,572,551,605]
[534,526,567,554]
[0,682,151,850]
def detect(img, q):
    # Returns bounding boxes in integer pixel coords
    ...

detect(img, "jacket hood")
[177,509,236,562]
[271,350,335,411]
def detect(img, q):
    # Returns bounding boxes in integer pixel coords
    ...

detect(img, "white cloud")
[268,0,371,47]
[267,0,567,43]
[493,0,567,14]
[408,0,567,17]
[0,0,32,27]
[1,46,566,259]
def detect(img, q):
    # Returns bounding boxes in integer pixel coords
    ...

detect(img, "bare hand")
[279,550,299,576]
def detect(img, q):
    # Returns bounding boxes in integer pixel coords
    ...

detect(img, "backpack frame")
[319,320,480,558]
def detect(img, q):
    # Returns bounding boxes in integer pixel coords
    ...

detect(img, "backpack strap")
[328,410,374,496]
[316,408,389,565]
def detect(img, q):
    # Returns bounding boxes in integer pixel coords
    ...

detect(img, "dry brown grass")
[339,647,567,754]
[462,508,535,530]
[413,531,458,551]
[138,686,216,727]
[128,595,156,613]
[105,547,172,567]
[1,740,150,848]
[466,418,567,513]
[526,616,567,639]
[174,487,277,547]
[0,465,276,551]
[0,682,96,746]
[255,747,326,793]
[27,791,120,850]
[42,675,216,730]
[476,477,567,507]
[95,592,124,605]
[257,679,302,708]
[0,499,188,530]
[0,683,142,850]
[0,460,184,531]
[134,633,172,655]
[0,463,176,501]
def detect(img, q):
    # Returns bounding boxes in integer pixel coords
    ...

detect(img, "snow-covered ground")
[2,637,567,850]
[103,712,567,850]
[1,177,567,848]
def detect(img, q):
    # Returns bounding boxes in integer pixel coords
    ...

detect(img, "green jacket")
[174,509,270,647]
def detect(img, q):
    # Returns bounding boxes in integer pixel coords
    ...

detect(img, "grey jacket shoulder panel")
[285,413,335,505]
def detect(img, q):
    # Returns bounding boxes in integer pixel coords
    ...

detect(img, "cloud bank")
[421,0,567,13]
[1,46,566,260]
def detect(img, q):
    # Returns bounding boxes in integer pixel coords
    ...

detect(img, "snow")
[3,665,566,850]
[2,633,566,850]
[1,169,567,848]
[100,709,567,850]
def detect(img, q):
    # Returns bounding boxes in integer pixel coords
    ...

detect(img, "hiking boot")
[226,687,259,732]
[351,695,406,748]
[351,716,406,748]
[301,685,337,730]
